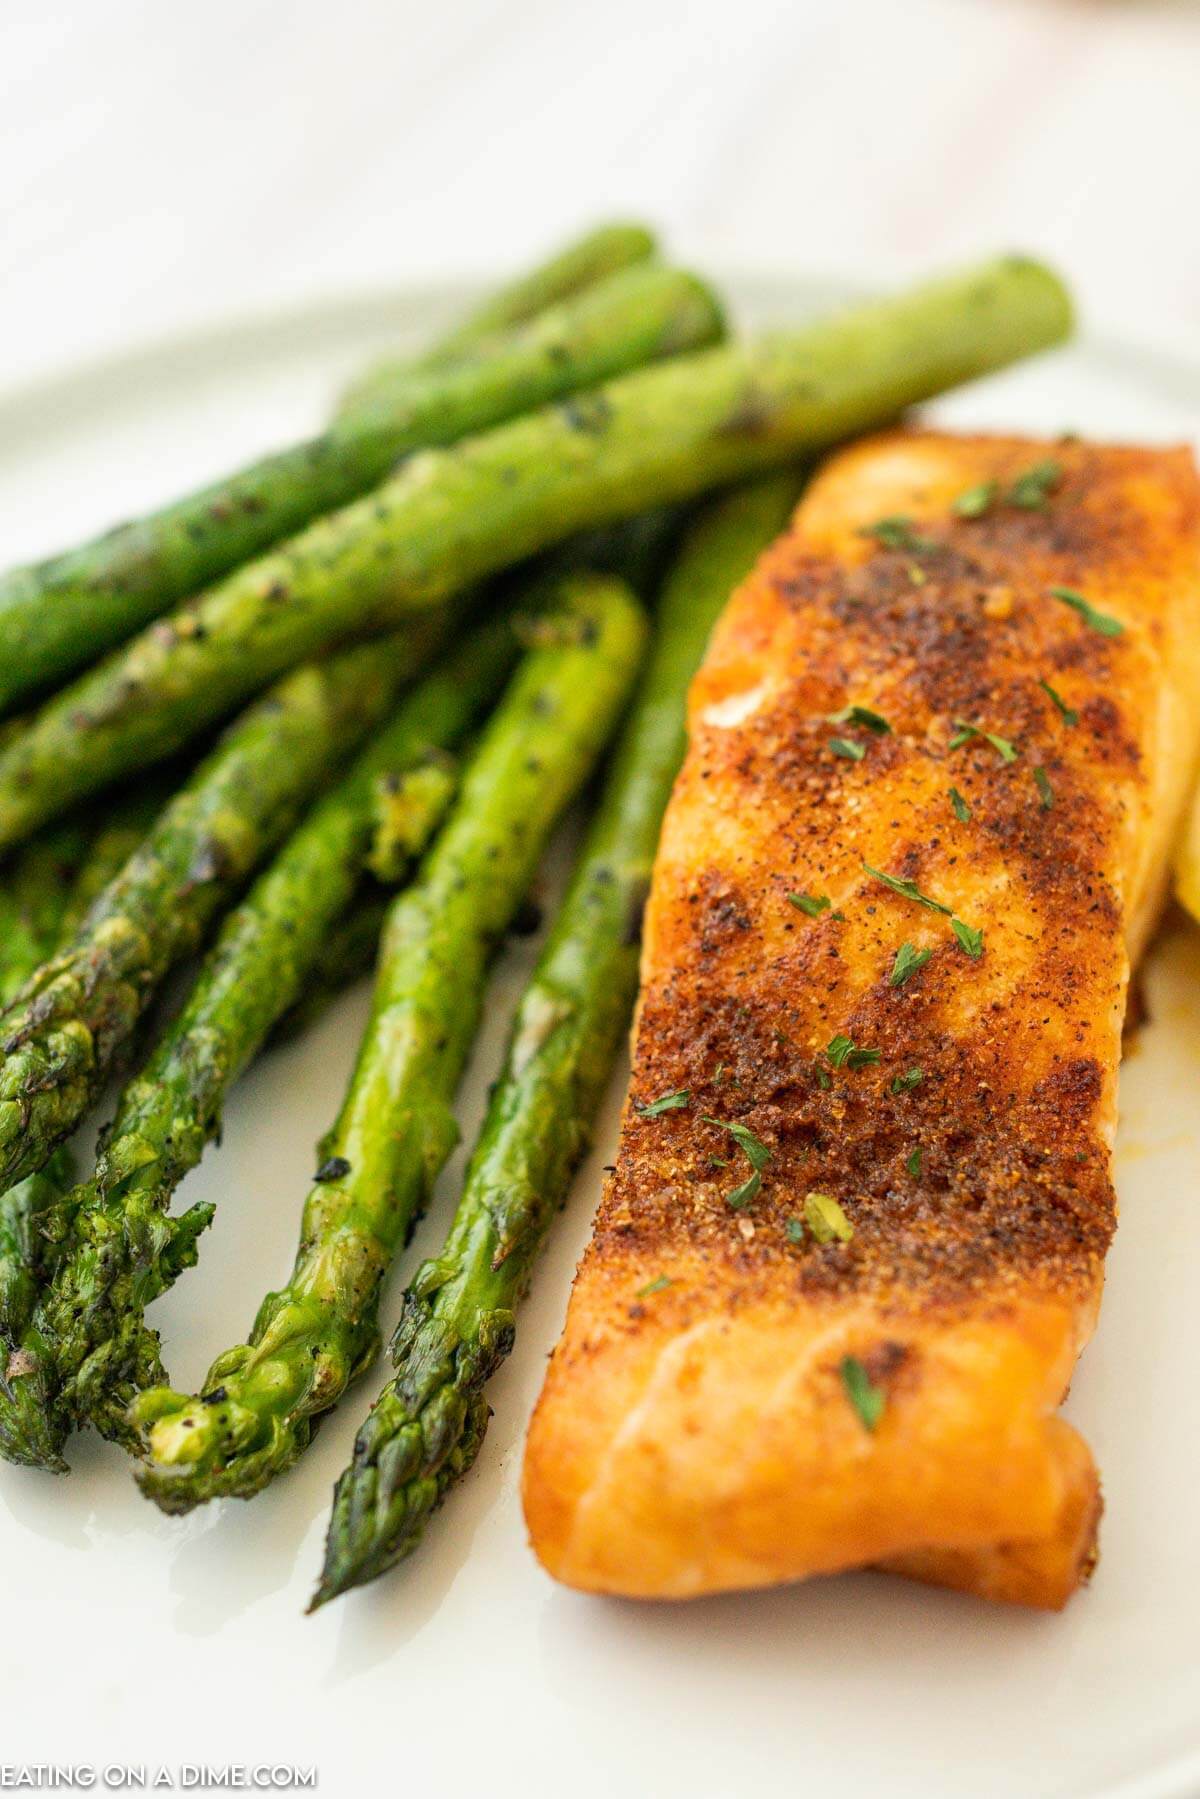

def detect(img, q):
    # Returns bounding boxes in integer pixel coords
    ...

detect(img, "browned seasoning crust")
[522,430,1200,1607]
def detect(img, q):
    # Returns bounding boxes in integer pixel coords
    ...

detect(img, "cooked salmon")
[522,430,1200,1608]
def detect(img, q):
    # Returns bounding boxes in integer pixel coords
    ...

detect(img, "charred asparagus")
[0,257,1070,847]
[132,571,646,1510]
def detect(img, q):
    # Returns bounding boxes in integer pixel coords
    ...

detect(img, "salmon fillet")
[522,430,1200,1609]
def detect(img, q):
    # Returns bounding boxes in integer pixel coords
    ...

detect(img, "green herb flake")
[1008,459,1062,510]
[953,480,998,520]
[859,515,938,555]
[702,1117,772,1171]
[725,1170,761,1211]
[905,1146,922,1179]
[636,1088,691,1118]
[891,1067,923,1095]
[1050,586,1124,638]
[829,736,866,762]
[788,892,832,918]
[890,941,932,988]
[1038,677,1079,727]
[950,916,984,959]
[785,1216,806,1244]
[816,1066,833,1091]
[862,863,952,916]
[949,719,1019,765]
[804,1191,855,1245]
[702,1114,772,1209]
[1033,765,1054,810]
[826,1033,881,1071]
[949,786,972,823]
[840,1355,886,1433]
[828,705,891,735]
[635,1275,673,1299]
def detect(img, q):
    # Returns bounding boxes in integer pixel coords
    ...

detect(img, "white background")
[2,6,1200,1799]
[3,0,1199,391]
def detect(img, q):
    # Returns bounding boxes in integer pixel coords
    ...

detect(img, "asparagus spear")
[430,223,657,351]
[309,474,800,1604]
[0,778,190,1354]
[0,256,1071,849]
[0,824,90,992]
[131,571,647,1511]
[0,611,453,1202]
[268,886,391,1047]
[0,1157,71,1353]
[338,221,657,411]
[273,506,683,1045]
[0,247,694,718]
[54,782,177,945]
[0,824,94,1349]
[0,622,514,1471]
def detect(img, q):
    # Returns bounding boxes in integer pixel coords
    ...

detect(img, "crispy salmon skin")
[521,430,1200,1608]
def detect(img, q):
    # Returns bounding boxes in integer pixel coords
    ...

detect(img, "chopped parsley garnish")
[635,1275,673,1299]
[702,1115,771,1210]
[829,736,866,761]
[905,1146,922,1179]
[725,1171,761,1210]
[804,1191,855,1244]
[1033,765,1054,810]
[785,1216,806,1244]
[702,1117,770,1168]
[815,1066,833,1091]
[891,1067,923,1095]
[1008,458,1062,510]
[890,941,932,988]
[826,1033,881,1070]
[952,480,998,519]
[1050,585,1123,638]
[636,1088,690,1118]
[1038,677,1079,726]
[949,719,1019,764]
[828,704,891,735]
[862,863,952,916]
[864,863,979,960]
[859,514,939,554]
[840,1355,886,1433]
[953,461,1061,522]
[788,892,831,918]
[950,917,984,958]
[949,786,972,823]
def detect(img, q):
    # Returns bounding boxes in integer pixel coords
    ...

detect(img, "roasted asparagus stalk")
[339,220,658,411]
[0,233,681,715]
[0,612,455,1200]
[0,257,1070,848]
[0,620,515,1471]
[131,570,646,1511]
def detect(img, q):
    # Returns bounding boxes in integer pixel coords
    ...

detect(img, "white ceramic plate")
[0,279,1198,1799]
